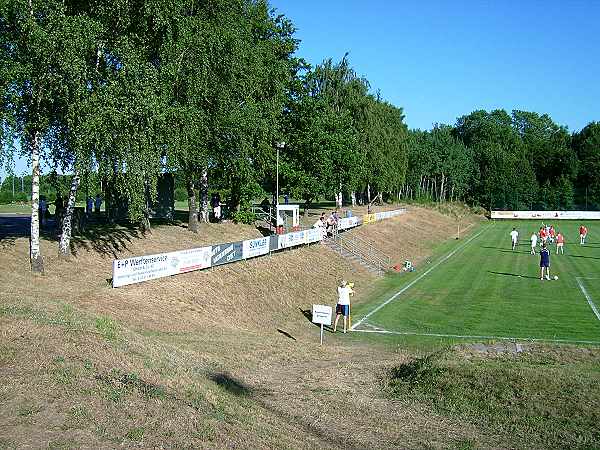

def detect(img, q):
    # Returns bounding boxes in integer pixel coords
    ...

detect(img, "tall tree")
[573,122,600,209]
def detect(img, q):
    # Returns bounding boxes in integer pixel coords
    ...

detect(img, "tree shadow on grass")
[70,223,141,258]
[481,246,531,255]
[488,271,539,280]
[209,372,252,397]
[209,370,362,448]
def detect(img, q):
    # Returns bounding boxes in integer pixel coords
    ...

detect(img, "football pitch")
[352,220,600,344]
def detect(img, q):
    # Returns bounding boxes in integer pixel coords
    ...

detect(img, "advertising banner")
[112,246,211,288]
[362,213,376,224]
[491,210,600,220]
[242,237,270,259]
[211,241,243,267]
[278,230,308,250]
[306,228,323,243]
[269,235,279,251]
[338,217,359,230]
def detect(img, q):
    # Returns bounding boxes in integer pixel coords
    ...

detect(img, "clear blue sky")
[2,1,598,179]
[271,0,599,132]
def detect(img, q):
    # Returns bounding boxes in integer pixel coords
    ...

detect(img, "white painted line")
[576,277,600,322]
[351,225,490,331]
[353,328,600,345]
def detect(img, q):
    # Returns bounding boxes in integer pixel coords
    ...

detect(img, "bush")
[14,192,28,202]
[174,187,187,202]
[232,208,256,224]
[0,191,13,204]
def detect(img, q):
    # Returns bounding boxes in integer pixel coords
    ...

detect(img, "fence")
[112,208,406,287]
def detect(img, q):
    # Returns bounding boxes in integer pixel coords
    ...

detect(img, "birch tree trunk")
[440,173,445,202]
[367,183,371,204]
[30,131,43,272]
[350,191,356,207]
[336,181,343,208]
[187,179,199,233]
[59,169,80,258]
[199,168,209,223]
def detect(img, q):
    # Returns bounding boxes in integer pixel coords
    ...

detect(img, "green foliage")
[174,187,187,202]
[572,121,600,209]
[0,190,13,204]
[232,207,256,225]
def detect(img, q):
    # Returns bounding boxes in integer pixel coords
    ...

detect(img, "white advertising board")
[306,228,323,243]
[278,230,308,249]
[242,237,270,259]
[374,209,406,222]
[112,246,212,288]
[312,304,332,326]
[491,210,600,220]
[338,217,359,230]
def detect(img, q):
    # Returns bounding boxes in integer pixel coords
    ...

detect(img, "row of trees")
[404,112,600,211]
[0,0,409,272]
[1,1,599,275]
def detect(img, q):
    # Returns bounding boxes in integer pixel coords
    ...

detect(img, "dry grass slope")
[8,204,588,449]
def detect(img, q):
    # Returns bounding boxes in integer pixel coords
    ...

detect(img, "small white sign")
[312,304,332,326]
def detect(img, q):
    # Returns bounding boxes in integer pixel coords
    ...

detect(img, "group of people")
[509,223,591,281]
[313,210,340,239]
[85,194,103,216]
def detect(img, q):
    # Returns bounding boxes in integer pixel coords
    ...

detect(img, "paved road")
[0,214,57,239]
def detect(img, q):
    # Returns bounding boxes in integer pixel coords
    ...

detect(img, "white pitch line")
[353,328,600,346]
[351,225,490,331]
[576,277,600,322]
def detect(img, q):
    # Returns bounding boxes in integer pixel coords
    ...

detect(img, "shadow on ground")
[488,271,539,280]
[71,223,141,258]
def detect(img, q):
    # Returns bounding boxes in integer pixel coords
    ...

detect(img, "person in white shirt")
[313,216,327,240]
[333,280,354,333]
[510,228,519,251]
[530,232,538,255]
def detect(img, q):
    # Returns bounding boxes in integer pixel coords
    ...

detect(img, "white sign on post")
[312,304,333,345]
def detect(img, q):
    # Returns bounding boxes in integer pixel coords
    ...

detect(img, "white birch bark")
[59,169,80,258]
[199,168,209,223]
[30,131,43,272]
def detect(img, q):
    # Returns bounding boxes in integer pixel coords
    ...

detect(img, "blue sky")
[271,0,599,132]
[2,1,598,179]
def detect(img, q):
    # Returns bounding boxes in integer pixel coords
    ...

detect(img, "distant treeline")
[405,113,600,211]
[1,0,599,272]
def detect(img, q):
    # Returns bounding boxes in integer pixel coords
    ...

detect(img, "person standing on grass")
[556,231,565,255]
[580,224,588,245]
[510,227,519,251]
[539,226,547,245]
[333,280,353,333]
[530,231,538,255]
[540,242,551,281]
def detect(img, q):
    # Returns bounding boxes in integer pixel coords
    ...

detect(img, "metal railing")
[329,230,391,276]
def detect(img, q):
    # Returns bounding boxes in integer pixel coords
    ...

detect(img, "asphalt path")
[0,213,57,239]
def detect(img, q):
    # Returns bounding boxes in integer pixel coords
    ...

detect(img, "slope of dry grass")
[1,204,525,449]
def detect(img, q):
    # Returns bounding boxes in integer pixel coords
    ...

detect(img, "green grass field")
[353,220,600,344]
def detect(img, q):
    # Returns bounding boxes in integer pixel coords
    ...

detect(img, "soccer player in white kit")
[510,228,519,251]
[530,231,538,255]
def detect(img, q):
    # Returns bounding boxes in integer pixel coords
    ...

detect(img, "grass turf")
[353,220,600,344]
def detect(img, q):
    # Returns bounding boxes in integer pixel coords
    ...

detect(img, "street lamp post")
[275,142,285,206]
